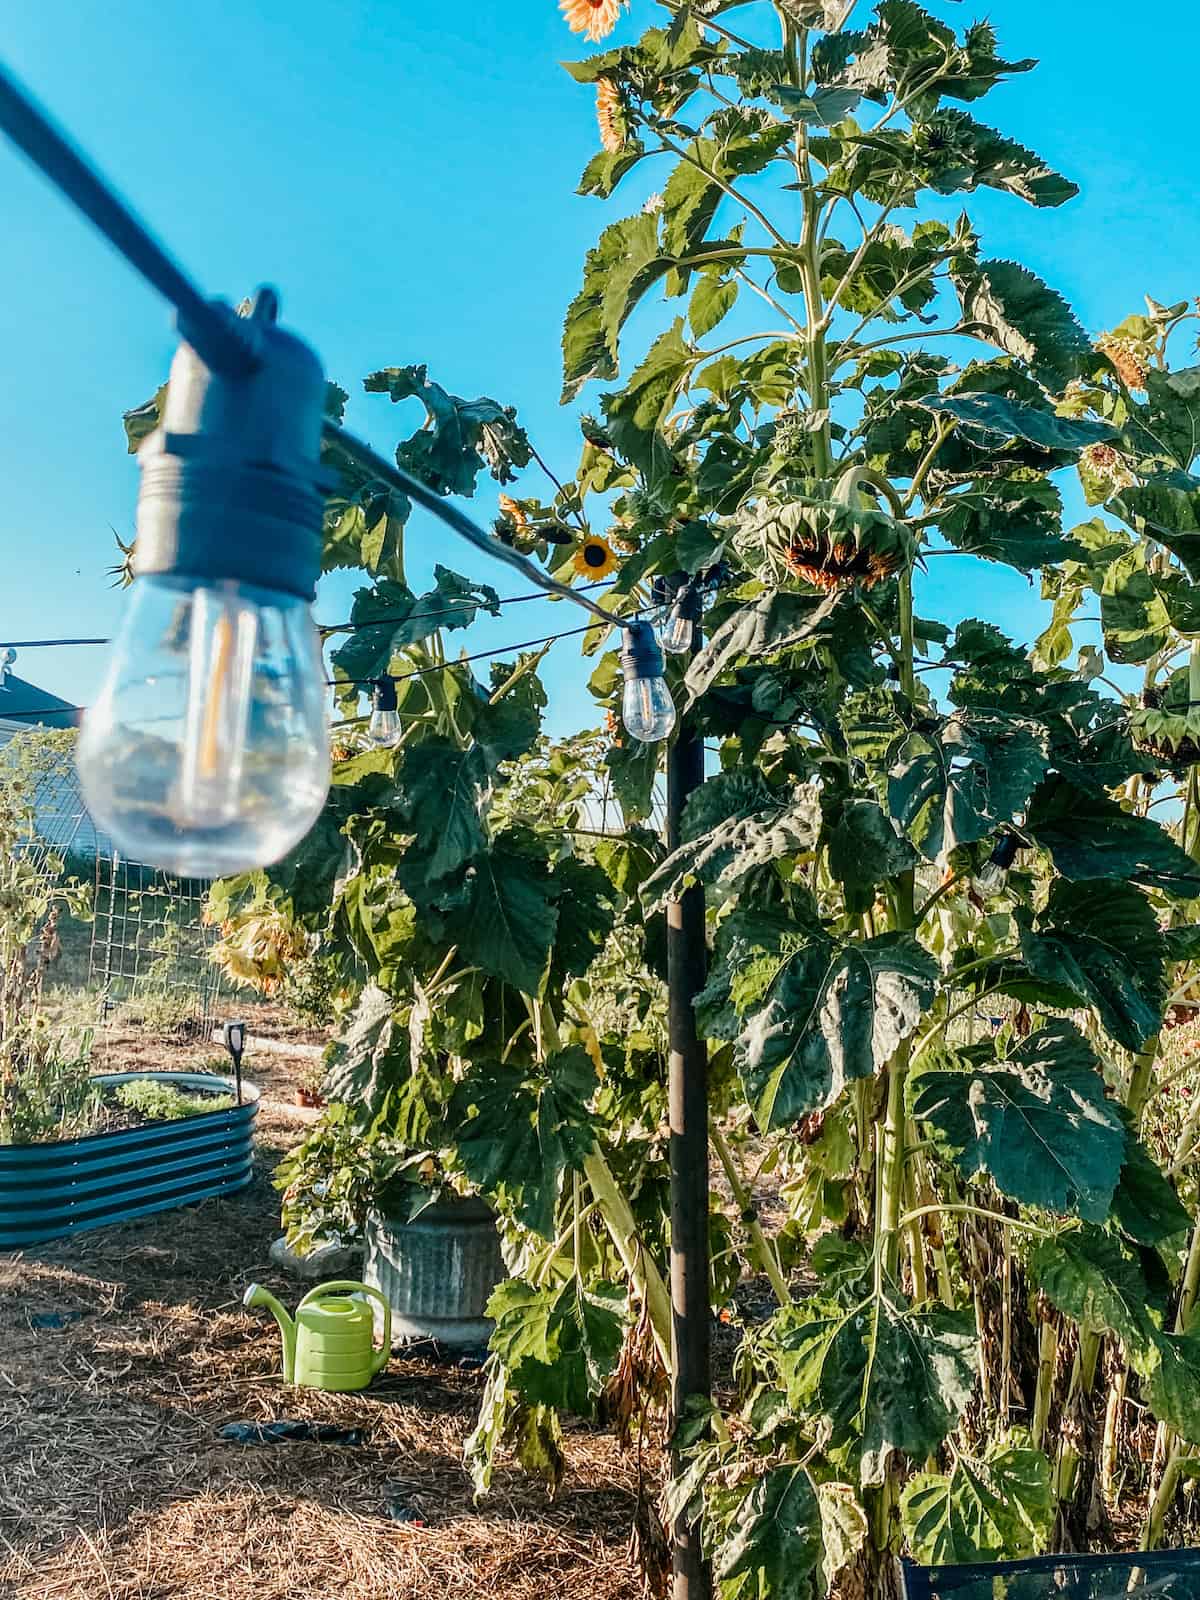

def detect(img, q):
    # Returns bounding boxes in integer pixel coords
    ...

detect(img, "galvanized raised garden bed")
[0,1071,259,1248]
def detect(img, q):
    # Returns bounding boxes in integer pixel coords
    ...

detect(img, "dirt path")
[0,1018,646,1600]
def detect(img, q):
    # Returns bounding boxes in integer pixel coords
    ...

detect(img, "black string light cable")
[0,62,618,631]
[0,605,648,725]
[0,581,618,655]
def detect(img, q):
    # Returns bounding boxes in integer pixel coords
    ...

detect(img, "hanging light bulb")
[659,580,698,655]
[976,830,1021,895]
[620,619,676,743]
[77,290,331,878]
[368,677,402,748]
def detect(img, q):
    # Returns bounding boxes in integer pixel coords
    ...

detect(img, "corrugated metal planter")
[364,1195,503,1348]
[0,1071,259,1249]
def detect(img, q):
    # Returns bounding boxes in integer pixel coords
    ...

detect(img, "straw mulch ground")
[0,1017,652,1600]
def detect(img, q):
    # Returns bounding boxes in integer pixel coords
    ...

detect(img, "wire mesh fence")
[88,851,226,1031]
[0,723,226,1029]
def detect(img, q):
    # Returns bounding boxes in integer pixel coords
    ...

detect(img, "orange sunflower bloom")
[497,492,529,535]
[560,0,623,43]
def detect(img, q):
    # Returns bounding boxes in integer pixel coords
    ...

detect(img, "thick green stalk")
[878,574,917,1286]
[710,1121,792,1307]
[1031,1317,1059,1450]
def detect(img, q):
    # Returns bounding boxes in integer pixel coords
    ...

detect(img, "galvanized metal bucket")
[0,1071,258,1248]
[363,1195,503,1349]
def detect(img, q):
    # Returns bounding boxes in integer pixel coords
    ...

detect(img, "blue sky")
[2,0,1198,733]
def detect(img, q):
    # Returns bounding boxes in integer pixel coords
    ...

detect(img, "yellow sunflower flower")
[560,0,623,42]
[573,536,619,578]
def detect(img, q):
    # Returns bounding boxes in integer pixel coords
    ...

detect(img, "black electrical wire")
[328,611,642,689]
[0,607,644,723]
[0,66,255,377]
[0,579,617,655]
[0,63,621,635]
[0,637,110,649]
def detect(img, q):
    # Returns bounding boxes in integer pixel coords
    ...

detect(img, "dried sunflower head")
[1097,332,1150,392]
[497,492,529,535]
[739,486,916,592]
[1079,440,1133,495]
[1132,680,1200,768]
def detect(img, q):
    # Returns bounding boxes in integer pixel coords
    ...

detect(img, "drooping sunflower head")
[742,492,916,593]
[573,535,619,578]
[596,76,628,153]
[1133,678,1200,769]
[560,0,624,42]
[1079,440,1133,496]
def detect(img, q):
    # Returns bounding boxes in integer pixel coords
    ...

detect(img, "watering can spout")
[243,1282,297,1382]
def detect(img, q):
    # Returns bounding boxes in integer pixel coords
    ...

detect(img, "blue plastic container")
[0,1071,259,1248]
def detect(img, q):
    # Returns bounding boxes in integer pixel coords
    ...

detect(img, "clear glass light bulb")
[368,707,402,747]
[974,859,1009,895]
[659,606,695,654]
[622,673,677,743]
[77,576,330,878]
[974,831,1021,896]
[368,705,402,749]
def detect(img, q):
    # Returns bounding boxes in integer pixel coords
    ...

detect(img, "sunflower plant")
[202,3,1200,1593]
[530,0,1200,1590]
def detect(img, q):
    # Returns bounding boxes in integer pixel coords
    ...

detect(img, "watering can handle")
[297,1280,392,1375]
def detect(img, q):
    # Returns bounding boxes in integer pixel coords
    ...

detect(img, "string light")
[367,678,402,748]
[0,60,680,874]
[620,620,676,743]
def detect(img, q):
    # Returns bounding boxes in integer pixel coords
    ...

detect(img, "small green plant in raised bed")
[111,1080,235,1122]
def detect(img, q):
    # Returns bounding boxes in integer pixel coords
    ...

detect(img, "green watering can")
[243,1279,391,1392]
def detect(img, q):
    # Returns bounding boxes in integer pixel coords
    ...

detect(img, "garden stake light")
[219,1020,247,1106]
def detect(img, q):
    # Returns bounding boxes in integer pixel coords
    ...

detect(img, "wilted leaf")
[1029,1226,1159,1361]
[488,1277,625,1415]
[716,1466,822,1599]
